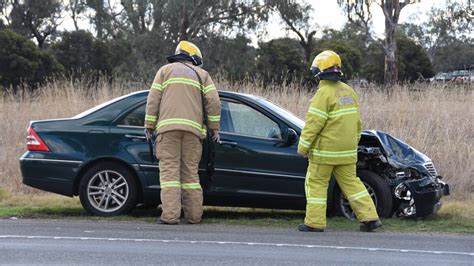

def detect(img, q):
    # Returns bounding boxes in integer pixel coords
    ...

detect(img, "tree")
[66,0,87,31]
[51,30,114,80]
[0,29,62,89]
[271,0,317,63]
[363,33,434,83]
[338,0,420,85]
[9,0,63,48]
[256,38,305,84]
[165,0,268,41]
[197,34,257,81]
[401,2,472,71]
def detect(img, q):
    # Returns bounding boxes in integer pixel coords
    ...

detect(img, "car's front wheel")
[79,162,138,216]
[334,170,392,219]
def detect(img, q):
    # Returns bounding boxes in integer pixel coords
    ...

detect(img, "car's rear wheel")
[79,162,138,216]
[334,170,392,220]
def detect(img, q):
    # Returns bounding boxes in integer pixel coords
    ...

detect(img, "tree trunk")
[178,2,189,41]
[384,21,398,85]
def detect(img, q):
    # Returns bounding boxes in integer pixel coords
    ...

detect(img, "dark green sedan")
[20,90,449,218]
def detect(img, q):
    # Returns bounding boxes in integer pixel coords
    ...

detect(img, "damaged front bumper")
[394,176,450,217]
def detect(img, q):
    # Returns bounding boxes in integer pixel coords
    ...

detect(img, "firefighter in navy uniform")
[144,41,221,224]
[298,50,382,232]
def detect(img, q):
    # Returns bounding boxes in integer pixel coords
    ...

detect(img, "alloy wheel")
[87,170,129,213]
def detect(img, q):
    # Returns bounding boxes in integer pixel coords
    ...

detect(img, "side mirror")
[285,128,298,146]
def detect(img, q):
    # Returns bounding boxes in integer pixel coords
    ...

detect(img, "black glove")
[144,128,154,140]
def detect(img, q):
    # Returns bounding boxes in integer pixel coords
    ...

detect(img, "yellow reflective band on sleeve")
[328,107,358,118]
[160,181,181,188]
[312,149,357,157]
[203,84,216,94]
[299,138,311,148]
[208,115,220,122]
[145,114,157,122]
[181,182,202,190]
[348,190,370,201]
[306,197,327,204]
[151,83,163,91]
[308,107,328,119]
[157,118,207,135]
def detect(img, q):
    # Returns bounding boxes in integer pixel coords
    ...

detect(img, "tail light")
[26,127,50,151]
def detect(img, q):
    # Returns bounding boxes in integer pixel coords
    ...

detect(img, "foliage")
[197,35,257,81]
[51,30,115,80]
[363,33,434,83]
[400,2,473,72]
[270,0,316,63]
[397,34,434,81]
[9,0,63,48]
[256,38,305,84]
[0,29,62,89]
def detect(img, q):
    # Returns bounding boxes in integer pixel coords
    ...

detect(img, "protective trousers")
[304,162,379,229]
[156,130,203,224]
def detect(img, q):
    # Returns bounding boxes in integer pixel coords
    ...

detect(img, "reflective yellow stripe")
[145,114,157,122]
[182,182,202,189]
[163,78,201,90]
[299,138,311,148]
[348,190,369,201]
[151,83,163,91]
[203,84,216,94]
[308,107,328,119]
[208,115,220,122]
[307,197,327,204]
[160,181,181,188]
[328,107,358,117]
[312,149,357,157]
[157,118,207,135]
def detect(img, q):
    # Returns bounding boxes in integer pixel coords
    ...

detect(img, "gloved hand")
[144,128,154,140]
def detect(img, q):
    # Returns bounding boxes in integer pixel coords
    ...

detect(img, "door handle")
[219,140,238,147]
[125,134,147,140]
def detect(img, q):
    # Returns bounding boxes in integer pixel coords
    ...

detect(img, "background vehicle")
[20,91,449,219]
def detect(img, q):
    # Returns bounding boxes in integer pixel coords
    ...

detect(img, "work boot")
[360,220,382,232]
[298,224,324,232]
[157,218,178,225]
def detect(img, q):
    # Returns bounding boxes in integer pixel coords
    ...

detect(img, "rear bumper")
[20,153,82,196]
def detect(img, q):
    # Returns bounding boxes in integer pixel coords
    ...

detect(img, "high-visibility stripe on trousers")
[304,163,379,229]
[156,130,203,224]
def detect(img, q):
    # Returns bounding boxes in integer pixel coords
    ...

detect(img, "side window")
[221,100,282,139]
[118,104,146,126]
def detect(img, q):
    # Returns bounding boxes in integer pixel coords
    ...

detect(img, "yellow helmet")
[168,40,203,66]
[310,50,343,78]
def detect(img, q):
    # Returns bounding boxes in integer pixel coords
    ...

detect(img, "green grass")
[1,194,473,234]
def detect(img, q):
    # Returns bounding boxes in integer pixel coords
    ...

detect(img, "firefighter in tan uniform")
[298,50,382,232]
[144,41,221,224]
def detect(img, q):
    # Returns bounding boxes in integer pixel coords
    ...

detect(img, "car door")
[109,102,212,194]
[208,98,306,200]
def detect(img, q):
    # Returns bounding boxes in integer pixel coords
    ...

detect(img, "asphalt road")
[0,219,472,265]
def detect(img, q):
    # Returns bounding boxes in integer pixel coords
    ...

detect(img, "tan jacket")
[144,62,221,138]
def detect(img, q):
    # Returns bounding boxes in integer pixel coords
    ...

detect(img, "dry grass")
[0,79,472,200]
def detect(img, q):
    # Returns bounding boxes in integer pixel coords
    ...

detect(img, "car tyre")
[79,162,138,216]
[334,170,392,219]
